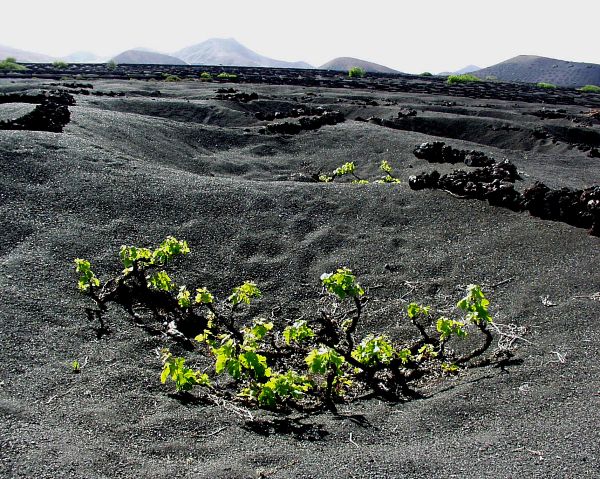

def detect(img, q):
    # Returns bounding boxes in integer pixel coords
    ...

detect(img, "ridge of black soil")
[4,63,600,107]
[0,91,74,132]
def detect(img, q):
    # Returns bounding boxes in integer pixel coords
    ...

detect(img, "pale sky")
[2,0,599,73]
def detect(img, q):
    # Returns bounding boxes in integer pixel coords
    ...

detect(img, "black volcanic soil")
[0,68,599,478]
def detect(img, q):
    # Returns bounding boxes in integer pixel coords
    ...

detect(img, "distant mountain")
[129,47,158,53]
[439,64,481,75]
[62,51,105,63]
[0,44,55,63]
[111,49,187,65]
[319,57,398,74]
[174,38,312,69]
[472,55,600,87]
[455,64,481,74]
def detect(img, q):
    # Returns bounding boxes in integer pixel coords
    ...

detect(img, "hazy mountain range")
[63,51,106,63]
[438,64,481,76]
[0,44,55,63]
[112,50,187,65]
[174,38,311,69]
[1,39,599,87]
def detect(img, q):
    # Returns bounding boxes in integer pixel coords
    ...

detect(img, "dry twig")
[549,351,567,364]
[573,292,600,301]
[540,295,557,307]
[491,322,531,349]
[349,432,360,448]
[491,277,513,289]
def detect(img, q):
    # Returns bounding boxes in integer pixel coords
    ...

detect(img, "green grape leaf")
[436,317,467,341]
[457,284,493,324]
[251,371,311,406]
[246,318,273,342]
[159,348,209,392]
[333,162,356,177]
[257,384,276,406]
[228,281,261,306]
[119,245,152,270]
[225,358,242,380]
[305,347,344,374]
[380,160,393,174]
[160,364,171,384]
[283,320,315,345]
[194,329,214,345]
[378,175,401,184]
[407,303,430,319]
[215,353,229,375]
[177,286,191,308]
[239,351,271,379]
[74,258,101,292]
[351,335,395,365]
[147,270,174,291]
[329,349,344,369]
[195,372,211,386]
[441,362,459,374]
[152,236,190,265]
[305,348,327,374]
[397,348,413,364]
[194,287,214,305]
[213,338,236,375]
[320,268,364,300]
[415,343,438,362]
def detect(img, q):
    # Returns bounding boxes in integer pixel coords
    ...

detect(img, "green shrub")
[106,60,117,70]
[0,57,27,71]
[537,82,557,89]
[348,67,366,78]
[318,161,364,183]
[160,349,210,392]
[374,160,401,184]
[163,74,181,82]
[420,72,433,76]
[200,71,212,80]
[52,60,69,69]
[71,360,81,373]
[74,258,100,291]
[578,85,600,93]
[447,74,481,85]
[74,237,513,412]
[318,160,401,184]
[217,72,238,79]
